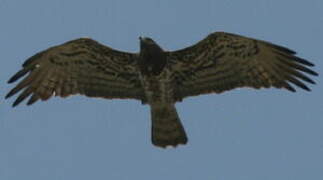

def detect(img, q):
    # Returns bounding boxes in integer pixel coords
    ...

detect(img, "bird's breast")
[139,69,175,104]
[138,52,167,76]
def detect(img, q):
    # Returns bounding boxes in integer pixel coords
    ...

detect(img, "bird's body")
[138,37,187,146]
[6,32,318,148]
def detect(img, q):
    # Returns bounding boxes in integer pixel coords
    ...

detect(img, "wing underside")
[165,32,318,101]
[6,38,145,106]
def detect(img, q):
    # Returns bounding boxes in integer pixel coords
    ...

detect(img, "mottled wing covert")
[166,32,318,101]
[6,38,145,106]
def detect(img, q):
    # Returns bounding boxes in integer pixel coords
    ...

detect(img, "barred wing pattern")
[6,38,145,106]
[166,32,318,101]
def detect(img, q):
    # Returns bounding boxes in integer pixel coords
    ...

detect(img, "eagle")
[6,32,318,148]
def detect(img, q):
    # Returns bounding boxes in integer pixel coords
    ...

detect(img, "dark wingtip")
[12,100,20,107]
[286,87,296,92]
[269,43,296,54]
[284,83,296,92]
[293,57,315,67]
[277,51,315,67]
[287,76,312,92]
[285,82,315,93]
[301,85,311,91]
[5,89,16,99]
[305,69,318,76]
[312,71,319,76]
[8,68,30,83]
[26,94,39,106]
[306,79,316,85]
[10,88,32,107]
[12,97,24,107]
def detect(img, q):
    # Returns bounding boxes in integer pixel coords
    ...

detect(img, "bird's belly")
[140,71,175,104]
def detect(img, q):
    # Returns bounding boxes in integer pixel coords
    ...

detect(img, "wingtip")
[8,75,19,84]
[291,56,315,67]
[26,94,39,106]
[7,79,14,84]
[7,67,31,84]
[271,44,296,54]
[5,90,15,99]
[302,86,311,91]
[312,71,319,76]
[12,101,19,107]
[285,85,296,92]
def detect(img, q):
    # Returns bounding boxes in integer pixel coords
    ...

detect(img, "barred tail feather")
[150,104,188,148]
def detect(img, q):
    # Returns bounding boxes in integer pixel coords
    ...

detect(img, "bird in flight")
[6,32,318,148]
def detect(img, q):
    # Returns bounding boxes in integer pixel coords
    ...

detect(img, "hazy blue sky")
[0,0,322,179]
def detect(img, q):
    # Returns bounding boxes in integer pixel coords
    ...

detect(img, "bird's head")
[138,36,166,75]
[139,36,162,52]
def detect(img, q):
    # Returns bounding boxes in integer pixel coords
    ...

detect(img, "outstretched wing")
[6,38,145,107]
[166,32,318,101]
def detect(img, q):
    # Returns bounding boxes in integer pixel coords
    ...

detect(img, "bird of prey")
[6,32,318,148]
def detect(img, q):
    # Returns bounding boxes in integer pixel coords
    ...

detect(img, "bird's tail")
[150,103,187,148]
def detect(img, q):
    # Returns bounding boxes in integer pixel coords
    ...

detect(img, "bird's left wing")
[166,32,318,101]
[6,38,145,106]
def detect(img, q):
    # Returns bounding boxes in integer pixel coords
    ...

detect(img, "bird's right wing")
[6,38,145,106]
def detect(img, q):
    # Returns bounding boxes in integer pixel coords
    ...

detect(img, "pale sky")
[0,0,322,179]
